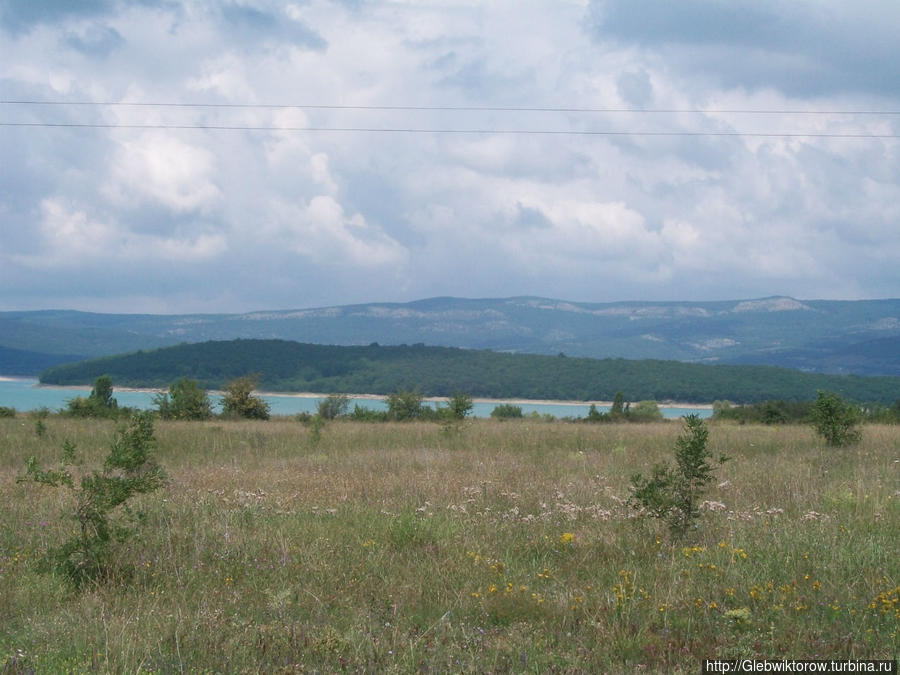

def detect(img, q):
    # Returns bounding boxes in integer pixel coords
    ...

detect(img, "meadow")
[0,416,897,673]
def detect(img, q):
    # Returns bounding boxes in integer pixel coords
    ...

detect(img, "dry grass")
[1,416,897,673]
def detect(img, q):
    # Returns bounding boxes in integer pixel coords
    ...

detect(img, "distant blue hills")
[2,295,899,376]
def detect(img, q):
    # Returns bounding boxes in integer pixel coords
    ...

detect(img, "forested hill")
[39,339,900,404]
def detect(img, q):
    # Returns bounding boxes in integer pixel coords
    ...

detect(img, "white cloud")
[105,133,221,213]
[26,199,226,268]
[1,0,898,311]
[37,199,118,259]
[279,195,408,268]
[186,53,260,102]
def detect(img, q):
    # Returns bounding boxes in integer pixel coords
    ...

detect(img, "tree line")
[42,374,900,430]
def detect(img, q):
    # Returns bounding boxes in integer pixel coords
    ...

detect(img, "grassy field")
[1,416,897,673]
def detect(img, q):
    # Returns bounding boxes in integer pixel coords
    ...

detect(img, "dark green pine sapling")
[18,411,166,589]
[628,414,729,537]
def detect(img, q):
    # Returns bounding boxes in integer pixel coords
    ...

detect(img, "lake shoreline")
[19,378,713,409]
[259,391,714,410]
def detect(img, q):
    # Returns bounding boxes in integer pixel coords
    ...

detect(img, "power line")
[2,99,900,115]
[1,121,896,138]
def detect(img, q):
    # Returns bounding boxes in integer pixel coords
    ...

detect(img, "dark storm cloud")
[218,4,326,50]
[616,70,654,107]
[589,0,900,97]
[63,23,125,57]
[0,0,115,34]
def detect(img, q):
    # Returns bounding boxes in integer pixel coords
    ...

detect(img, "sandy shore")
[249,391,714,409]
[33,382,168,394]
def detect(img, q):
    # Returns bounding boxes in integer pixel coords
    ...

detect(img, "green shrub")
[627,400,664,422]
[386,390,424,421]
[811,391,861,446]
[586,403,605,422]
[317,394,350,420]
[154,378,213,420]
[490,404,523,419]
[0,406,17,418]
[349,405,389,422]
[65,375,124,419]
[712,399,813,424]
[610,391,626,418]
[446,392,474,420]
[18,412,166,589]
[221,376,270,420]
[628,415,728,537]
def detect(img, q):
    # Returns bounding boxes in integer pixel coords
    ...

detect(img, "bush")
[712,399,813,425]
[627,400,664,422]
[586,403,605,422]
[349,404,389,422]
[386,390,424,421]
[65,375,122,419]
[155,378,213,421]
[584,398,665,424]
[318,394,350,420]
[491,404,523,419]
[861,400,900,424]
[221,376,270,420]
[17,412,166,589]
[811,391,861,446]
[0,406,15,418]
[628,415,728,537]
[446,392,474,420]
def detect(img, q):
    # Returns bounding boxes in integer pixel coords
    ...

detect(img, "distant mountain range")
[2,295,899,376]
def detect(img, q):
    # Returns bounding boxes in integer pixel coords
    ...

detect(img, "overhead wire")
[0,121,897,138]
[1,99,897,138]
[2,100,900,115]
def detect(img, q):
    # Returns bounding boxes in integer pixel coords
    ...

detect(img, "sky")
[1,0,899,314]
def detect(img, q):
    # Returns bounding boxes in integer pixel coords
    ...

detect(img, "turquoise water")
[0,378,711,420]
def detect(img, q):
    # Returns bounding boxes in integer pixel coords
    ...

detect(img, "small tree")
[386,390,424,421]
[154,378,213,421]
[811,391,861,446]
[586,403,605,422]
[90,375,116,409]
[611,391,626,417]
[18,412,166,588]
[221,376,270,420]
[318,394,350,420]
[66,375,120,418]
[761,401,787,425]
[628,415,728,537]
[446,392,474,420]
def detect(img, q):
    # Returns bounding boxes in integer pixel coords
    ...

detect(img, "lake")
[0,377,712,420]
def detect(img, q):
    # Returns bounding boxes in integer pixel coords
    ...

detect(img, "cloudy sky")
[2,0,899,313]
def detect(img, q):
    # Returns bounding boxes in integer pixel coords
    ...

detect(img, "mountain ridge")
[3,295,899,376]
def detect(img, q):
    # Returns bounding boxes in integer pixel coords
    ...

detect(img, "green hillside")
[0,345,86,376]
[38,339,900,404]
